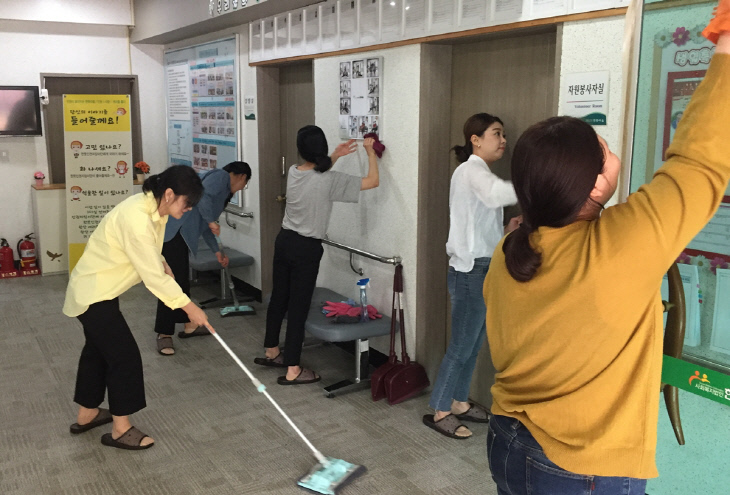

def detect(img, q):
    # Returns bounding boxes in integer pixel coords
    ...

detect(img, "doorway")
[417,27,559,408]
[257,61,314,300]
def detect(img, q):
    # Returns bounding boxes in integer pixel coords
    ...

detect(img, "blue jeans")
[487,415,648,495]
[429,258,490,412]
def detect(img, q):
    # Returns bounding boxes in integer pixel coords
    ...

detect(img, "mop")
[204,324,366,494]
[215,236,256,317]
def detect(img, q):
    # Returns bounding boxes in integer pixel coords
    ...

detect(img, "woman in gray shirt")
[254,125,380,384]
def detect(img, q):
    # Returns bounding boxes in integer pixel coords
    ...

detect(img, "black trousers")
[74,298,146,416]
[154,231,190,335]
[264,228,323,366]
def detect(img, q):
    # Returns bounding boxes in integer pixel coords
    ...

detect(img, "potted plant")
[33,171,45,188]
[134,161,150,181]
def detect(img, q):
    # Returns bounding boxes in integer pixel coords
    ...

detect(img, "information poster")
[339,56,382,140]
[64,94,133,272]
[711,269,730,356]
[561,71,609,125]
[494,0,523,21]
[164,37,238,174]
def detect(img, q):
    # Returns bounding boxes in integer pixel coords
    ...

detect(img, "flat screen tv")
[0,86,42,137]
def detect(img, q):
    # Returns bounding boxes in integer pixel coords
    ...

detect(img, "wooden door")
[451,29,558,407]
[417,28,559,409]
[257,62,314,300]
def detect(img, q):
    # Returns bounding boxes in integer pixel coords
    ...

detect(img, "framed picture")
[338,55,382,139]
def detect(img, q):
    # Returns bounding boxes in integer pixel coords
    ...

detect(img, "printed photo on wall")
[340,98,351,115]
[368,97,379,115]
[340,62,351,79]
[340,80,351,97]
[367,58,379,77]
[353,60,365,78]
[368,78,379,96]
[358,116,369,136]
[349,116,358,138]
[369,116,379,134]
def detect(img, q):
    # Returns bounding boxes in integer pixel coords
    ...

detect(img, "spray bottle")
[357,278,370,322]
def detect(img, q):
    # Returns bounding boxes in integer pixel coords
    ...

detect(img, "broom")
[204,325,366,494]
[215,236,256,317]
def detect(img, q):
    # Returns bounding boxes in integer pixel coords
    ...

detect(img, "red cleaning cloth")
[363,132,386,158]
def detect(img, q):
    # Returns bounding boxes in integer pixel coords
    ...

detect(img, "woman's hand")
[182,301,213,331]
[332,139,358,163]
[163,261,175,279]
[505,215,523,234]
[216,251,230,268]
[363,137,376,157]
[209,222,221,237]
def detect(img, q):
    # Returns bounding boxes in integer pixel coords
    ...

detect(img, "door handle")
[276,194,286,203]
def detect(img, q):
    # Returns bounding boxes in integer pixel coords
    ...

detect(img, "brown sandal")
[101,426,154,450]
[156,335,174,355]
[422,414,472,439]
[277,368,321,385]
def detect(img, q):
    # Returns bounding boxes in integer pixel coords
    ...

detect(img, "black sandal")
[177,327,210,338]
[156,335,174,355]
[422,414,472,439]
[453,403,490,424]
[69,408,113,434]
[254,353,287,368]
[277,368,321,385]
[101,426,154,451]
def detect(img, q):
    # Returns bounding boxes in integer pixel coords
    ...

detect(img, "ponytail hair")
[143,164,204,207]
[503,116,604,282]
[451,113,504,163]
[297,125,332,173]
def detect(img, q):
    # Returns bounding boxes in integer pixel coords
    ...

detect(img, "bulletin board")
[164,37,239,174]
[338,56,382,140]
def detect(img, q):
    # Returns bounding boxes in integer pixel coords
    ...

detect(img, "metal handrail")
[322,235,402,274]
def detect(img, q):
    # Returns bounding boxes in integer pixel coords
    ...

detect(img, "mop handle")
[205,325,328,465]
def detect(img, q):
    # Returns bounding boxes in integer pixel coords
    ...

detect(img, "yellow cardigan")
[484,54,730,478]
[63,192,191,317]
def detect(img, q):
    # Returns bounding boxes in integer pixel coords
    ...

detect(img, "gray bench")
[189,239,255,310]
[305,287,393,398]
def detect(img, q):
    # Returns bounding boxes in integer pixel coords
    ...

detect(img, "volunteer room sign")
[64,94,133,272]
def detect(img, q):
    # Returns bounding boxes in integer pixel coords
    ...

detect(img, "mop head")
[220,305,256,317]
[297,457,366,495]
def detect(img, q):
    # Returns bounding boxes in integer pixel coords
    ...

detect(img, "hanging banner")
[64,94,133,272]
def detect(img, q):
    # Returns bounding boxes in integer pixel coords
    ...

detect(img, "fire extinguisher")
[17,233,38,274]
[0,238,17,275]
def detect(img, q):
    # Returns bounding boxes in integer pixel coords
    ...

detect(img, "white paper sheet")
[711,269,730,355]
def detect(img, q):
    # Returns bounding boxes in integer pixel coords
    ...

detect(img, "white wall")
[314,44,421,355]
[0,20,131,249]
[0,0,132,25]
[163,26,262,290]
[559,16,626,206]
[130,44,167,176]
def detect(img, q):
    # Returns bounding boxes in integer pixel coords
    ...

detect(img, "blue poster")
[164,38,238,173]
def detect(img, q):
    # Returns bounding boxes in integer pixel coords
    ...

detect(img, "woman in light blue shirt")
[154,161,250,355]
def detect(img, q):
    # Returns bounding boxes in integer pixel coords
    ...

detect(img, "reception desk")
[31,181,143,275]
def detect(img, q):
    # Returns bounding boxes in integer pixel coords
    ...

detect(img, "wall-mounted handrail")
[322,235,402,271]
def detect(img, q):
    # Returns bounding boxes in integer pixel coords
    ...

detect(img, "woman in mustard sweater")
[482,10,730,494]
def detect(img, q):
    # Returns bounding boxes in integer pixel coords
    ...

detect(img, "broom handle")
[205,325,328,465]
[215,236,241,308]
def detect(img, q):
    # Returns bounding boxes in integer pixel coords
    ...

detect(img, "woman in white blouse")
[423,113,520,439]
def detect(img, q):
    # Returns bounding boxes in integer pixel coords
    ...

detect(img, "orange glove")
[703,1,730,44]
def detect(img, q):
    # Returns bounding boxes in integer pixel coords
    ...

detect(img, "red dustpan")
[383,266,429,405]
[371,268,402,401]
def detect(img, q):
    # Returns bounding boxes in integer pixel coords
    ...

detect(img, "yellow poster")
[64,94,133,272]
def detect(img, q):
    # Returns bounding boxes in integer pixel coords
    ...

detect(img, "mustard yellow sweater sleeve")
[599,54,730,281]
